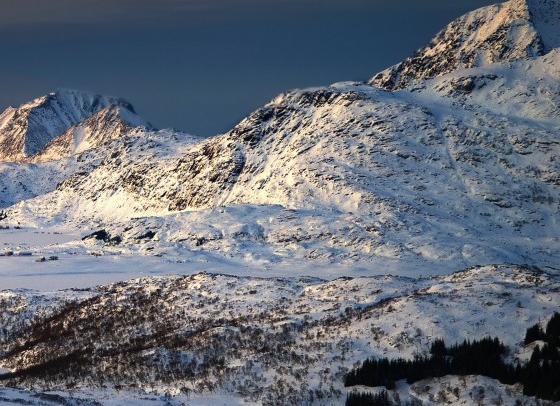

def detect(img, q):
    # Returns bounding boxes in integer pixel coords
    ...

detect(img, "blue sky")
[1,0,496,136]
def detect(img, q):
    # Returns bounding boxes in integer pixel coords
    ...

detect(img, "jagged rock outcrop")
[369,0,560,90]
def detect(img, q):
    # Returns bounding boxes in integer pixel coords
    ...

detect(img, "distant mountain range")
[1,0,559,273]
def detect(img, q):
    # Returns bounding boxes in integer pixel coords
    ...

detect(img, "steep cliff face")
[369,0,559,90]
[0,89,149,162]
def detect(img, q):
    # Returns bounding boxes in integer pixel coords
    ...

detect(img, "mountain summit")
[0,89,150,162]
[370,0,560,90]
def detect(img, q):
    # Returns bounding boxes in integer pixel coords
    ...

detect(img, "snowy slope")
[0,128,201,210]
[0,265,557,405]
[0,89,149,162]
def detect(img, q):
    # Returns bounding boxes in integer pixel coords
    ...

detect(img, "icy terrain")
[1,0,560,404]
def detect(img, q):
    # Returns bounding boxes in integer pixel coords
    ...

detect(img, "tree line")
[345,312,560,404]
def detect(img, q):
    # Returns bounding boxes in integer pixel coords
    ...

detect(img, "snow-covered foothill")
[0,265,557,405]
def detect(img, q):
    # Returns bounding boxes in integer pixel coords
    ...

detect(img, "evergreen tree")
[546,312,560,346]
[524,323,544,344]
[430,338,446,356]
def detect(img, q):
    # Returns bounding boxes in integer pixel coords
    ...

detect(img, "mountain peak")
[31,104,151,163]
[0,89,148,162]
[370,0,558,90]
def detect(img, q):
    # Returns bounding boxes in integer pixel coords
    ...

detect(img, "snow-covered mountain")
[4,0,559,272]
[32,104,151,163]
[2,0,560,404]
[0,89,150,163]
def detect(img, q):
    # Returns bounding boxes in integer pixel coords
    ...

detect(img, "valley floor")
[0,226,457,290]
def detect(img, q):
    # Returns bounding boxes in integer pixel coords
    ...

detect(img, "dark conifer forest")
[345,313,560,405]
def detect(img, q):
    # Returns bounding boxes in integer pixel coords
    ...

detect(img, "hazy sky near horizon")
[1,0,497,136]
